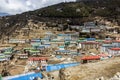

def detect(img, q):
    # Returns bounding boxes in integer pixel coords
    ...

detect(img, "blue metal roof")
[31,39,41,42]
[58,34,71,36]
[102,44,114,47]
[55,50,70,53]
[86,38,96,41]
[3,72,43,80]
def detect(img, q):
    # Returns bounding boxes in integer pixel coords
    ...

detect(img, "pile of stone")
[110,72,120,80]
[96,72,120,80]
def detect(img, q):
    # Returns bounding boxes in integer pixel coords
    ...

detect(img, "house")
[108,48,120,56]
[23,48,41,57]
[57,34,72,41]
[28,57,48,70]
[105,38,112,41]
[81,56,100,63]
[81,28,90,33]
[80,38,99,50]
[100,40,113,53]
[90,28,101,32]
[44,32,55,39]
[55,50,70,55]
[84,22,96,27]
[0,54,9,62]
[70,33,79,41]
[70,25,83,30]
[3,51,12,59]
[50,39,64,47]
[96,39,104,43]
[57,33,79,41]
[112,40,120,47]
[69,51,81,56]
[100,44,114,53]
[59,46,65,50]
[17,54,28,59]
[77,38,86,43]
[9,39,26,43]
[105,26,117,33]
[31,43,41,49]
[41,37,51,43]
[30,39,41,48]
[30,39,41,43]
[86,38,96,41]
[43,43,51,48]
[2,47,13,52]
[103,40,113,44]
[36,46,45,50]
[82,22,101,33]
[24,47,34,52]
[29,49,40,56]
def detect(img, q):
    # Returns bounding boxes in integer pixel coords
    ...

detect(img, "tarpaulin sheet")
[3,63,79,80]
[46,63,80,72]
[3,72,43,80]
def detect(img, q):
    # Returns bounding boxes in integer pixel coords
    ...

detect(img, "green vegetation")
[0,0,120,39]
[34,2,91,18]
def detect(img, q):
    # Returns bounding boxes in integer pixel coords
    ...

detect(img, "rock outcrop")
[59,57,120,80]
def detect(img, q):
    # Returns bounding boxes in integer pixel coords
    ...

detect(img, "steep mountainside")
[0,0,120,39]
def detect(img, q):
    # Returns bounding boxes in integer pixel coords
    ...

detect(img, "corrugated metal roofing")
[102,44,113,47]
[81,41,99,44]
[110,48,120,51]
[81,56,100,60]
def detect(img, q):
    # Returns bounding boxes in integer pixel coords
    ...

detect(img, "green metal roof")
[77,40,86,42]
[59,46,65,48]
[96,40,104,42]
[29,50,40,53]
[3,51,12,55]
[0,56,6,59]
[24,47,34,50]
[79,38,86,40]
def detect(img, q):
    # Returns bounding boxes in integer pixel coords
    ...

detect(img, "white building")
[108,48,120,56]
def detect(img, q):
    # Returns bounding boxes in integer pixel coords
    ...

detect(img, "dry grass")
[63,57,120,80]
[9,66,24,76]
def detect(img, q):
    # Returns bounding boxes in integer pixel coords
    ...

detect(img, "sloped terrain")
[59,57,120,80]
[0,0,120,39]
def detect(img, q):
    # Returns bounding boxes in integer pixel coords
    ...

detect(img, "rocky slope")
[59,57,120,80]
[0,0,120,39]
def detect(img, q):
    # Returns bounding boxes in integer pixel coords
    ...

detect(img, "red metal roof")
[98,53,109,57]
[110,48,120,51]
[103,40,112,43]
[113,40,120,43]
[28,57,48,61]
[81,56,100,60]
